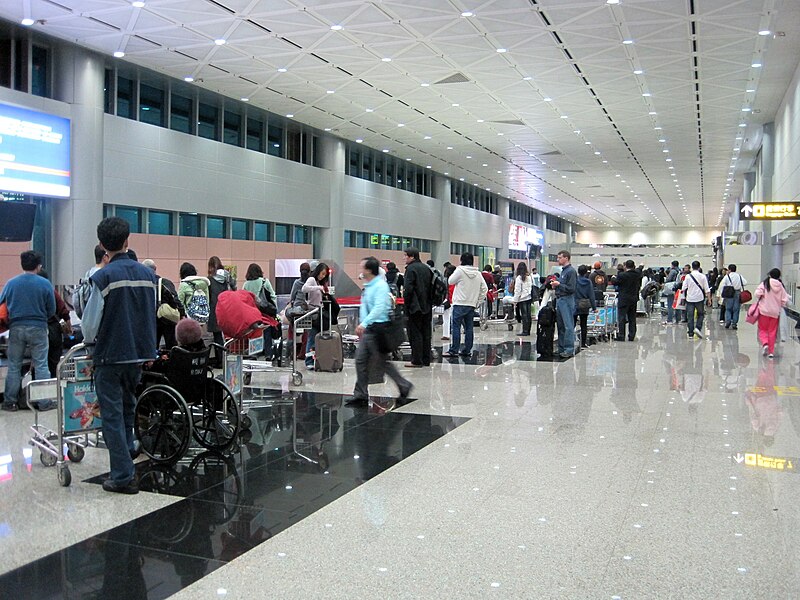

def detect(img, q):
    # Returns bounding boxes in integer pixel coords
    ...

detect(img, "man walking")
[347,257,413,407]
[662,260,680,325]
[719,264,746,330]
[403,247,433,367]
[82,217,158,494]
[615,260,642,341]
[551,250,577,358]
[0,251,55,412]
[446,252,488,358]
[682,260,711,339]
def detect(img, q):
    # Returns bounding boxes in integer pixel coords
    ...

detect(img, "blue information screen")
[0,103,70,198]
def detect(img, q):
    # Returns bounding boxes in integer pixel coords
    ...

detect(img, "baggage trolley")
[603,292,619,338]
[29,343,102,487]
[479,292,513,331]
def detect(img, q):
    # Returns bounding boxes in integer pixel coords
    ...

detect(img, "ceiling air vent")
[490,119,525,126]
[434,72,470,84]
[540,150,562,156]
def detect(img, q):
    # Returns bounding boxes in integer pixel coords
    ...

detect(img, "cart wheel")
[243,371,252,386]
[192,378,240,451]
[508,324,514,331]
[58,464,71,487]
[40,451,57,467]
[239,427,253,444]
[240,413,252,430]
[292,372,303,386]
[481,322,489,331]
[67,445,85,463]
[136,384,192,463]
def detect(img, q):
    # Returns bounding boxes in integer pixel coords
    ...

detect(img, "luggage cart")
[478,292,513,331]
[29,343,102,487]
[603,292,619,339]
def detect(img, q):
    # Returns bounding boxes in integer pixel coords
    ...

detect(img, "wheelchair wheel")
[135,384,192,463]
[192,378,240,451]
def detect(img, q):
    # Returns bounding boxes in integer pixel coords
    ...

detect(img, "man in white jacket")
[446,252,488,357]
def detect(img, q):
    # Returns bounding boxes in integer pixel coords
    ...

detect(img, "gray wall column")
[758,123,781,272]
[433,177,451,267]
[498,197,510,261]
[316,137,345,269]
[741,171,756,233]
[52,46,105,285]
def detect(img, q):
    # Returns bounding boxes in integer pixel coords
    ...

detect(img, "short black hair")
[578,264,589,276]
[94,244,105,264]
[20,250,42,272]
[426,259,435,268]
[363,256,380,276]
[728,264,737,272]
[484,264,492,272]
[405,247,420,261]
[97,217,129,252]
[180,262,197,279]
[691,260,700,270]
[671,260,679,267]
[126,248,138,262]
[625,259,636,269]
[460,252,474,266]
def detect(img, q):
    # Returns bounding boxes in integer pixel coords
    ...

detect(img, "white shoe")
[693,328,703,339]
[762,344,769,356]
[768,353,774,359]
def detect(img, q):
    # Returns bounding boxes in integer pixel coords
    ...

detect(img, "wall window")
[223,109,241,146]
[286,128,301,162]
[170,93,192,134]
[117,75,135,120]
[115,206,142,233]
[207,216,227,239]
[148,210,173,235]
[139,83,165,127]
[546,214,565,233]
[294,225,310,245]
[231,219,249,240]
[198,102,218,140]
[254,221,271,242]
[31,45,49,98]
[103,68,114,114]
[180,213,201,237]
[268,124,283,158]
[348,147,360,177]
[275,223,291,243]
[247,117,264,152]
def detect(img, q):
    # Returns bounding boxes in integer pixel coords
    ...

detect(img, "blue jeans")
[556,296,576,355]
[724,295,741,325]
[449,305,475,355]
[94,363,141,485]
[305,326,320,366]
[664,293,675,323]
[3,325,50,407]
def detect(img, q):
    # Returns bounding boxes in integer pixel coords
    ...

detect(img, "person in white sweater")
[446,252,488,357]
[512,262,534,336]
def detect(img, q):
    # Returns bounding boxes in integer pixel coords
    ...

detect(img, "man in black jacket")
[615,260,642,341]
[590,261,608,304]
[403,247,433,367]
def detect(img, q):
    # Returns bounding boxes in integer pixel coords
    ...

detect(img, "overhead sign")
[731,451,797,473]
[739,202,800,220]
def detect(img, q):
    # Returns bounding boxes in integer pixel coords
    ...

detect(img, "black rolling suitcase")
[536,302,556,358]
[314,298,343,372]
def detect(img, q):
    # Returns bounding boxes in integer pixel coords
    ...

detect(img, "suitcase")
[314,299,343,372]
[536,320,555,358]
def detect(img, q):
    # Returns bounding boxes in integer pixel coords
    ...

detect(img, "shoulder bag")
[156,278,181,323]
[738,276,752,303]
[745,297,761,324]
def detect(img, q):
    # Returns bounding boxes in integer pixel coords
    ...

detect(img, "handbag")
[156,278,181,323]
[372,308,406,353]
[739,290,752,303]
[577,298,592,315]
[745,300,761,324]
[721,285,735,299]
[255,282,277,317]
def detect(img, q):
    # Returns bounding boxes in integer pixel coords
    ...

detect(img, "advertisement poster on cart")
[64,382,102,433]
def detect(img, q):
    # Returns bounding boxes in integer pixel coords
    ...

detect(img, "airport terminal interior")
[2,0,800,597]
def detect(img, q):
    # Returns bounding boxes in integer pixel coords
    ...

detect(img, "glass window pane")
[286,128,301,162]
[231,219,249,240]
[117,76,135,119]
[180,213,201,237]
[247,118,264,152]
[104,68,114,114]
[170,93,192,134]
[223,109,241,146]
[405,164,414,191]
[294,225,310,245]
[396,162,405,187]
[374,156,384,184]
[148,210,172,235]
[275,223,290,243]
[362,152,371,180]
[356,232,368,248]
[349,147,360,177]
[254,221,270,241]
[198,102,218,140]
[31,45,49,98]
[207,216,226,239]
[385,159,394,187]
[268,124,283,157]
[116,206,142,233]
[139,83,165,126]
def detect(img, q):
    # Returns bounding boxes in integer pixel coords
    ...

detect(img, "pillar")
[433,176,451,268]
[498,197,510,261]
[758,123,781,273]
[51,46,105,286]
[741,171,756,233]
[316,136,346,270]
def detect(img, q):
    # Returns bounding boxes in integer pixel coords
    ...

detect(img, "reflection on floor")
[0,391,467,599]
[344,341,580,364]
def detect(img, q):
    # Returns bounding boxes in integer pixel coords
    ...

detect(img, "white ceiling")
[2,0,800,229]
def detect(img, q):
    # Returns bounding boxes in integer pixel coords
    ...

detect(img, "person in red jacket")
[481,265,497,318]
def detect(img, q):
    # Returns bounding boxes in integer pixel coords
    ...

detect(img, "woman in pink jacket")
[754,268,789,358]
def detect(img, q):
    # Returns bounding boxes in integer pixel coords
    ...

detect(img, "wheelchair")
[134,346,240,463]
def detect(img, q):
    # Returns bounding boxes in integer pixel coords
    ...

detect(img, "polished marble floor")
[2,313,800,598]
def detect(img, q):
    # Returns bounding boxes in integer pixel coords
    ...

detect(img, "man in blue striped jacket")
[82,217,158,495]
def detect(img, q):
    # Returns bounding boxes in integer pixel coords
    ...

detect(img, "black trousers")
[407,311,432,366]
[575,313,589,346]
[618,303,637,340]
[156,319,177,350]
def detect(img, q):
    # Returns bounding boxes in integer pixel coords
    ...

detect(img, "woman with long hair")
[512,262,533,336]
[754,268,788,359]
[302,262,330,368]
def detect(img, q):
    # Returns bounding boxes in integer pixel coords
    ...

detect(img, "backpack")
[430,268,448,307]
[72,269,94,318]
[185,281,210,324]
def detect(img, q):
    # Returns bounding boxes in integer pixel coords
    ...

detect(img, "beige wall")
[0,242,35,290]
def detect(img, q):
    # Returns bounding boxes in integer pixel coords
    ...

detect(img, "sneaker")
[732,324,738,330]
[1,403,18,412]
[724,323,731,329]
[762,344,769,356]
[768,353,774,359]
[399,383,414,400]
[687,332,694,338]
[694,328,703,339]
[102,478,139,495]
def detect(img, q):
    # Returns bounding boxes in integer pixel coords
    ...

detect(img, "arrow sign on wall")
[739,202,800,220]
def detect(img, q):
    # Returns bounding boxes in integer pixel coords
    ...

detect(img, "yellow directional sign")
[732,451,797,473]
[740,203,800,220]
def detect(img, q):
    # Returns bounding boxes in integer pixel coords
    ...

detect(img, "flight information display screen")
[0,103,70,198]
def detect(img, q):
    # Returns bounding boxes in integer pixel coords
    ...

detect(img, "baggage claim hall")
[2,0,800,597]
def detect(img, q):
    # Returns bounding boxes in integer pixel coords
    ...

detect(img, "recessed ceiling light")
[498,132,504,136]
[477,119,484,123]
[642,92,651,97]
[739,123,747,127]
[452,103,460,107]
[420,83,430,87]
[523,76,532,81]
[466,155,472,159]
[446,146,453,150]
[331,25,343,30]
[623,39,634,45]
[286,114,293,118]
[214,38,226,45]
[382,57,392,62]
[424,135,432,139]
[633,69,643,75]
[543,97,553,102]
[746,88,756,93]
[132,0,145,6]
[658,138,666,142]
[184,76,194,82]
[365,108,373,112]
[496,48,508,53]
[742,107,751,112]
[113,51,125,58]
[560,115,569,119]
[355,138,363,143]
[241,97,249,102]
[326,90,335,94]
[382,149,389,153]
[459,178,465,181]
[758,30,771,36]
[654,126,662,130]
[461,11,474,17]
[594,151,601,155]
[751,62,762,68]
[324,128,331,131]
[277,68,287,73]
[397,123,404,127]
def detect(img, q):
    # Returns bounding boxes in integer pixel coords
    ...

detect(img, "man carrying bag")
[719,263,747,330]
[346,256,412,407]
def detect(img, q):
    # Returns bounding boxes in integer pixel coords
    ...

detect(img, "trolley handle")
[223,322,268,350]
[55,343,88,379]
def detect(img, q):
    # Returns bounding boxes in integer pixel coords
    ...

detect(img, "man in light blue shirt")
[347,257,412,406]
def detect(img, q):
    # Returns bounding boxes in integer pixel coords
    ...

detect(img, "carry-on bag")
[315,299,343,372]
